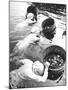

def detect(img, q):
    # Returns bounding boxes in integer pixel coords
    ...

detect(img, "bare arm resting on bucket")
[29,61,50,82]
[18,59,50,82]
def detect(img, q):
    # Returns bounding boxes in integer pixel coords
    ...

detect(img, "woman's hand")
[44,61,50,68]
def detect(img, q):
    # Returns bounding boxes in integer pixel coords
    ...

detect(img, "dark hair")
[42,17,56,40]
[26,5,37,21]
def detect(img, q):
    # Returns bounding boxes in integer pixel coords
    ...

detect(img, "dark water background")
[33,3,66,15]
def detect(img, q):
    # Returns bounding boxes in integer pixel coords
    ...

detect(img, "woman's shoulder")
[20,59,33,64]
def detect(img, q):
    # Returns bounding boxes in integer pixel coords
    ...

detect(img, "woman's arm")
[13,33,40,53]
[30,67,48,82]
[15,19,36,31]
[28,62,50,82]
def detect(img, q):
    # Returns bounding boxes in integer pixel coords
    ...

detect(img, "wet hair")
[42,17,56,40]
[26,5,37,21]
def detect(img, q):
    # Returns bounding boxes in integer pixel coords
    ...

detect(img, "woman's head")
[42,17,56,40]
[32,61,44,76]
[27,13,34,20]
[26,5,37,21]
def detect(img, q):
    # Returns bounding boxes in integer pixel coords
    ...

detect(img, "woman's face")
[32,61,44,75]
[27,13,34,20]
